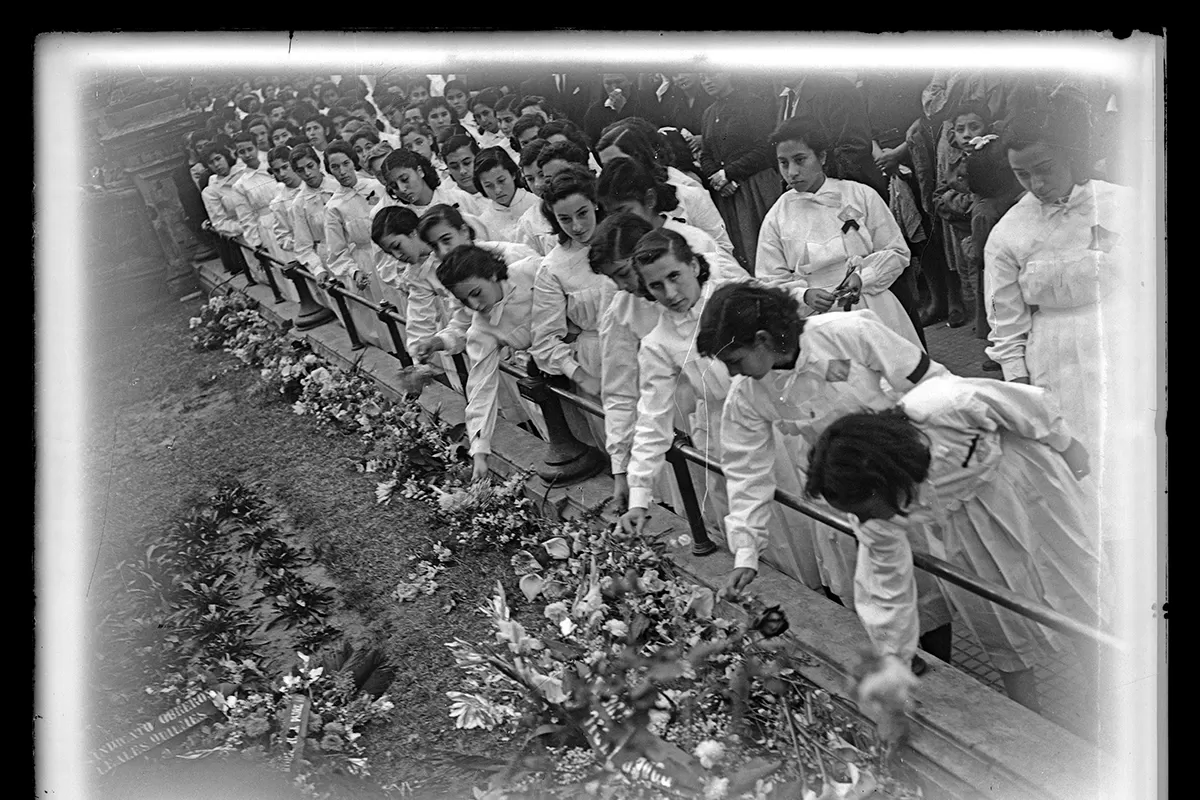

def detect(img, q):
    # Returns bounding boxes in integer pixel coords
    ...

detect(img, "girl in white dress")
[530,165,615,450]
[439,134,487,204]
[434,245,549,481]
[264,145,304,303]
[199,143,250,276]
[615,229,752,557]
[984,110,1132,542]
[804,375,1101,713]
[322,141,389,349]
[756,116,923,349]
[514,139,560,257]
[695,283,954,669]
[399,122,454,185]
[473,147,540,244]
[409,205,538,419]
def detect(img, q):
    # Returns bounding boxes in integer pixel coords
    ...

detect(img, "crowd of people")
[172,68,1129,730]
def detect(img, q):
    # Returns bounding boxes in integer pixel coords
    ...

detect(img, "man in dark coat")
[518,72,602,128]
[582,73,655,146]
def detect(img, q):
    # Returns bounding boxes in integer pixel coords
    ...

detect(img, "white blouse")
[669,180,736,257]
[289,176,340,275]
[720,310,947,573]
[515,202,559,257]
[232,164,283,251]
[200,163,249,238]
[462,255,543,457]
[756,178,909,308]
[268,183,302,260]
[475,188,540,245]
[530,241,616,381]
[323,178,387,281]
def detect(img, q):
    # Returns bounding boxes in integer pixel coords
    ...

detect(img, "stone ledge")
[196,261,1106,800]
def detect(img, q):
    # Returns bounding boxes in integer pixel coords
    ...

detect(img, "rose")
[753,605,790,638]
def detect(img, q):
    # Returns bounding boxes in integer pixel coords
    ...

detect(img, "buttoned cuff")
[563,361,580,381]
[469,439,491,457]
[628,487,654,511]
[733,547,760,572]
[1000,359,1029,382]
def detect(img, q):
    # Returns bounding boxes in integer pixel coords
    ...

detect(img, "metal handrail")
[215,232,1124,653]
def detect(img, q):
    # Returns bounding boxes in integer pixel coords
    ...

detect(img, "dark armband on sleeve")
[905,351,931,384]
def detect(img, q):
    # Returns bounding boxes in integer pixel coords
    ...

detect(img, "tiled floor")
[924,320,1092,740]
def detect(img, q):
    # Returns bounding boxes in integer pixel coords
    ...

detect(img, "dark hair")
[323,140,360,172]
[597,156,679,215]
[398,122,436,144]
[199,143,236,171]
[587,212,656,299]
[328,103,354,122]
[304,114,336,142]
[436,244,509,291]
[596,124,668,183]
[516,94,555,120]
[365,141,394,169]
[630,228,710,288]
[442,79,470,99]
[242,114,269,133]
[512,113,544,142]
[347,123,380,145]
[381,148,441,194]
[351,99,378,117]
[370,205,421,247]
[439,134,479,161]
[536,139,588,169]
[288,143,321,170]
[417,204,473,245]
[473,147,521,195]
[236,94,261,114]
[422,96,459,124]
[541,164,603,245]
[337,76,369,102]
[471,89,500,111]
[262,99,284,117]
[266,145,293,166]
[804,409,932,517]
[315,81,340,102]
[696,283,803,360]
[1002,104,1092,182]
[269,121,301,143]
[659,128,700,175]
[964,137,1023,199]
[403,101,426,118]
[768,115,831,156]
[495,94,520,115]
[436,124,472,146]
[539,119,592,153]
[519,138,549,169]
[231,132,256,148]
[949,101,993,129]
[406,76,432,94]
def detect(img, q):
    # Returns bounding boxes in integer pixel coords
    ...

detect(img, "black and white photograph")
[35,31,1166,800]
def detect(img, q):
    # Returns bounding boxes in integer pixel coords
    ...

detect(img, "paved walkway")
[922,320,1092,740]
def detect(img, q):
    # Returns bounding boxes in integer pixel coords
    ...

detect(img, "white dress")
[201,163,249,239]
[849,376,1102,670]
[232,164,285,285]
[756,178,921,349]
[289,176,340,276]
[459,256,549,457]
[324,178,389,349]
[668,180,736,257]
[266,183,303,303]
[530,240,616,449]
[475,188,540,245]
[984,180,1131,477]
[720,310,952,615]
[515,202,558,257]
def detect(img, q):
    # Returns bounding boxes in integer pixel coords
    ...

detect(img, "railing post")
[282,263,335,330]
[377,302,413,367]
[516,361,605,486]
[232,239,258,287]
[665,433,718,556]
[325,282,365,350]
[254,249,285,304]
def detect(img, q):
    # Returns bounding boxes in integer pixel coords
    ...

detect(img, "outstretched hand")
[619,507,648,536]
[718,567,758,600]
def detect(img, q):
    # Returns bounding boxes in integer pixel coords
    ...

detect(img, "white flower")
[603,620,629,639]
[675,534,693,548]
[703,776,729,799]
[189,317,202,329]
[693,739,726,769]
[303,354,318,365]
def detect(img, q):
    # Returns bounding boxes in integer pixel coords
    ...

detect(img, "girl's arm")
[529,262,583,379]
[964,379,1074,452]
[433,300,475,356]
[625,338,683,511]
[203,186,240,237]
[982,233,1031,381]
[463,327,502,457]
[854,518,921,664]
[403,258,447,352]
[232,183,263,249]
[717,388,778,573]
[754,205,803,289]
[322,204,356,281]
[289,200,325,275]
[269,195,294,255]
[833,310,949,391]
[677,185,736,256]
[600,299,643,475]
[854,189,911,295]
